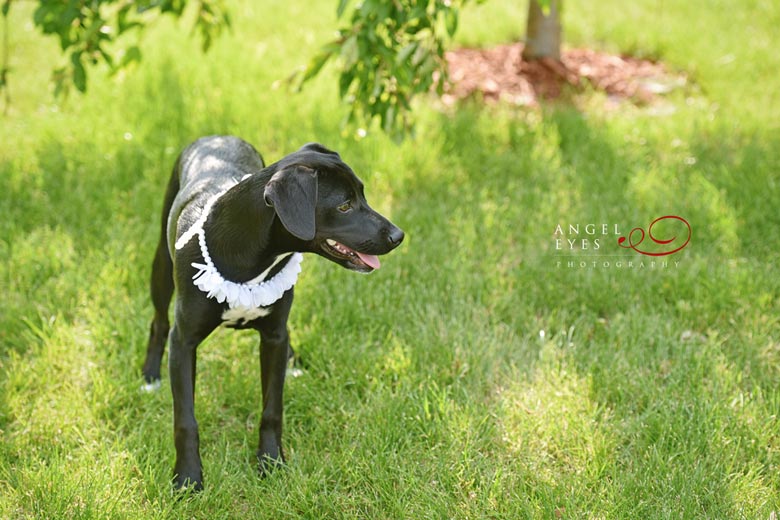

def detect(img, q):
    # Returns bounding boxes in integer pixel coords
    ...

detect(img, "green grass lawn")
[1,0,779,518]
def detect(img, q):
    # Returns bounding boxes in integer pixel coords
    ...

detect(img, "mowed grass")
[1,0,779,518]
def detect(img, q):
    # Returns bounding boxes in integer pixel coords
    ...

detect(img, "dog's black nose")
[386,226,404,247]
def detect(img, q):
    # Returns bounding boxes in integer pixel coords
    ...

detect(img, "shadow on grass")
[687,129,780,259]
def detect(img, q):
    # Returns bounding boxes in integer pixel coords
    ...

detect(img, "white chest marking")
[221,305,272,326]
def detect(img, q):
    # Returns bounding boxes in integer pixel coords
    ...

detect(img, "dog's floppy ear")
[264,166,318,241]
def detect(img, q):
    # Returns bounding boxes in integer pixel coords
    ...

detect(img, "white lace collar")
[174,180,303,309]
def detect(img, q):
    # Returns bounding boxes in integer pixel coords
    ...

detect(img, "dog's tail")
[142,161,180,384]
[151,161,179,313]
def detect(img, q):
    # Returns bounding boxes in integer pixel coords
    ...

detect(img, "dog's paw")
[286,367,304,378]
[257,451,285,478]
[173,473,204,494]
[140,379,162,393]
[286,350,306,378]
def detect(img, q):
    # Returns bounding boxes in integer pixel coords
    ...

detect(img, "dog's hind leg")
[142,168,179,387]
[142,237,174,387]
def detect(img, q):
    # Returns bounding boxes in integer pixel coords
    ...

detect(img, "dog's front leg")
[169,323,205,491]
[256,289,294,475]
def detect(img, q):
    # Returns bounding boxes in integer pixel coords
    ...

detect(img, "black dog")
[142,136,404,490]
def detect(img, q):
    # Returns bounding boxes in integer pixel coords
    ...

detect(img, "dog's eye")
[337,201,352,213]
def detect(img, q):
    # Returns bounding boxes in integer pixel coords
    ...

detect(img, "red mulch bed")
[443,42,685,106]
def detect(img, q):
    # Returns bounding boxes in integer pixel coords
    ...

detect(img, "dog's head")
[263,143,404,273]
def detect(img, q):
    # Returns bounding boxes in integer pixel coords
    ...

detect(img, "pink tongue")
[356,251,381,270]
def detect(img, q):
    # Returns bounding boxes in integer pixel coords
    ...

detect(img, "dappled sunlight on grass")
[497,359,616,489]
[565,310,780,515]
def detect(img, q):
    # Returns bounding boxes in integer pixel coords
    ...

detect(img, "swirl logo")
[617,216,691,257]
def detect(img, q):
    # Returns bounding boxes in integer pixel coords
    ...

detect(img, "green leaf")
[336,0,350,18]
[359,0,379,18]
[97,46,114,68]
[71,52,87,93]
[382,105,395,135]
[2,1,10,18]
[116,45,142,71]
[301,49,333,84]
[396,42,418,65]
[117,4,143,33]
[369,67,384,101]
[411,44,429,67]
[339,71,355,98]
[340,35,359,69]
[444,8,458,37]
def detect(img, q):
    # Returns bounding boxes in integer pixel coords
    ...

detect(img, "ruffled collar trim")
[174,180,303,309]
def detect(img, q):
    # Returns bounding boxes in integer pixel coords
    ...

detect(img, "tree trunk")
[522,0,562,61]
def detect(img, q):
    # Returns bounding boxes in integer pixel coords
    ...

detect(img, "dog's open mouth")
[322,238,381,270]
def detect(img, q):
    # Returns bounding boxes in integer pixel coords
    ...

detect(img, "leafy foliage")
[3,0,230,97]
[294,0,478,139]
